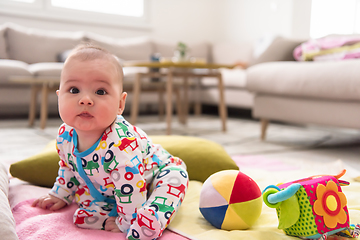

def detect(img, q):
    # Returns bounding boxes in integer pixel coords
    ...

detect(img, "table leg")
[28,84,39,127]
[194,79,202,115]
[180,76,189,124]
[175,86,183,124]
[166,69,173,135]
[130,73,141,125]
[261,119,269,141]
[158,87,164,121]
[40,83,49,129]
[217,73,227,132]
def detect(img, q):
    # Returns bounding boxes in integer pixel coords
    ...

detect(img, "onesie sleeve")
[49,125,79,205]
[133,125,172,169]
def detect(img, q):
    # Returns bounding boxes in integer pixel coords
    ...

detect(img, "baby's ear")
[118,92,127,115]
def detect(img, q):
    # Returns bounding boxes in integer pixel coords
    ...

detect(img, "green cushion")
[151,135,239,182]
[10,135,238,187]
[10,140,59,188]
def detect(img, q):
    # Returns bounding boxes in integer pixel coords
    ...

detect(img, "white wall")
[292,0,312,39]
[149,0,226,44]
[0,0,312,43]
[216,0,311,43]
[150,0,311,43]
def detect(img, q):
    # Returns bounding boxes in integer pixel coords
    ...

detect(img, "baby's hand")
[31,194,67,211]
[104,217,121,232]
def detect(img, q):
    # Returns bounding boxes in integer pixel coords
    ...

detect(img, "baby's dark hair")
[66,42,124,82]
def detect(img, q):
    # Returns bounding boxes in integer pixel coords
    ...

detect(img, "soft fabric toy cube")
[263,171,350,239]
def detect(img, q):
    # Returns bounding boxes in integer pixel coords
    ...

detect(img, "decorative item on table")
[199,170,262,230]
[262,169,359,239]
[150,52,161,82]
[173,42,189,62]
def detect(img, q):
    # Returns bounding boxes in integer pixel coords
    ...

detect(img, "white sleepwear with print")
[50,115,188,239]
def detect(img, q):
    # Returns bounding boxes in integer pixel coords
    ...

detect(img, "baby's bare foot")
[104,217,121,232]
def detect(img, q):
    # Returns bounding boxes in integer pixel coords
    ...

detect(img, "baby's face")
[57,57,126,135]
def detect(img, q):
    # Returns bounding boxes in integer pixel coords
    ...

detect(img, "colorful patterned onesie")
[50,115,189,239]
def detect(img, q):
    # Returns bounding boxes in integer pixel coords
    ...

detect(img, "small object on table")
[150,53,161,82]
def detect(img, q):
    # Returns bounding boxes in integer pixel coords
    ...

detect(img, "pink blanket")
[293,36,360,61]
[12,199,187,240]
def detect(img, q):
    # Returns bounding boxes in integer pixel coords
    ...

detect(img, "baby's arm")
[33,128,78,210]
[32,194,67,211]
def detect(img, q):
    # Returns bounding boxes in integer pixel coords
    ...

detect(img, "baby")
[32,43,189,240]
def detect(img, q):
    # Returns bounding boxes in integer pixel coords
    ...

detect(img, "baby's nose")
[79,95,93,106]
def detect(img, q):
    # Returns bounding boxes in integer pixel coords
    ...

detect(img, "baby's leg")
[127,161,188,240]
[73,201,118,231]
[126,208,161,240]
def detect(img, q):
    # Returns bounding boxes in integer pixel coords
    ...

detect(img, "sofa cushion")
[211,42,253,64]
[6,23,85,64]
[28,62,63,77]
[201,68,247,88]
[57,49,72,62]
[85,32,153,61]
[153,40,176,58]
[246,60,360,101]
[122,66,149,84]
[0,59,32,84]
[189,42,211,62]
[250,36,303,66]
[0,25,8,59]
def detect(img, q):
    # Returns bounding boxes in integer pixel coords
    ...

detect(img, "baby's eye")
[69,87,79,94]
[96,89,107,95]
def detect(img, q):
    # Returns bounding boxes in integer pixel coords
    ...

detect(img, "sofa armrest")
[0,24,8,59]
[250,36,304,66]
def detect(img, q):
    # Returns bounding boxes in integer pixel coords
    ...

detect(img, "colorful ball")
[199,170,262,230]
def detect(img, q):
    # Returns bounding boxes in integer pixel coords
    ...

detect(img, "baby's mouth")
[78,112,93,118]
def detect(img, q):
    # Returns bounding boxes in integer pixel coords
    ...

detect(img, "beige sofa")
[1,23,358,139]
[0,23,252,119]
[246,57,360,140]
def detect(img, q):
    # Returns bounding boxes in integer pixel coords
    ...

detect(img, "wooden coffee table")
[9,62,234,133]
[9,76,60,129]
[124,61,235,134]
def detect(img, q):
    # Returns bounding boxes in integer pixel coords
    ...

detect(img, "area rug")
[12,156,360,240]
[12,199,187,240]
[167,156,360,240]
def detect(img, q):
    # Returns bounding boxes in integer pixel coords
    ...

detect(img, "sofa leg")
[261,119,269,141]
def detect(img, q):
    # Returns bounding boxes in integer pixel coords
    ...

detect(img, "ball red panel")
[229,171,262,204]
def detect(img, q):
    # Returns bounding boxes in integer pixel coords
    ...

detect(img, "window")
[51,0,144,17]
[10,0,35,2]
[310,0,360,38]
[0,0,148,28]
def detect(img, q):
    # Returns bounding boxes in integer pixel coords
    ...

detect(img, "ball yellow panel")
[221,203,250,230]
[211,170,238,202]
[230,196,263,227]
